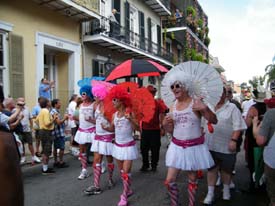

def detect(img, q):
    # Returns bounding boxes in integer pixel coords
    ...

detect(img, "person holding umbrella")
[161,61,223,206]
[103,85,139,206]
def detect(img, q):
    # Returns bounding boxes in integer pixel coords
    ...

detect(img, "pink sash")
[115,140,136,147]
[78,127,95,133]
[172,135,204,148]
[94,134,115,142]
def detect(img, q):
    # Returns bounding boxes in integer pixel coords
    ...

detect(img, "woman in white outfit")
[84,84,115,195]
[162,80,217,206]
[106,85,139,206]
[74,86,95,180]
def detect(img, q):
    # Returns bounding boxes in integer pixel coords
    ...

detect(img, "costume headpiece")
[77,77,93,100]
[108,86,132,108]
[92,84,108,100]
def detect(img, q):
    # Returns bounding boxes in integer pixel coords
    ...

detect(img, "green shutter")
[124,1,130,43]
[138,11,145,50]
[147,17,152,52]
[92,59,99,76]
[9,34,24,98]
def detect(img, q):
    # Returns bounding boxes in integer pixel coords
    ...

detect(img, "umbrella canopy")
[105,59,168,81]
[161,61,223,110]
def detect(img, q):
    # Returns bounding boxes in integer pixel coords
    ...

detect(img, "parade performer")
[106,85,140,206]
[161,61,223,206]
[74,83,95,180]
[84,84,115,195]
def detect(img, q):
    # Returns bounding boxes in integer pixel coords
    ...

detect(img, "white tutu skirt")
[166,142,214,171]
[112,144,139,161]
[74,131,95,144]
[91,139,113,155]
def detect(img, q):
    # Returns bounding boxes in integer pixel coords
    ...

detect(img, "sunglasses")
[81,92,87,96]
[112,98,119,103]
[17,103,25,107]
[170,84,182,90]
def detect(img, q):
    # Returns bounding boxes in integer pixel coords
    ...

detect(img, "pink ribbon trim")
[172,135,204,148]
[94,134,115,142]
[115,140,136,147]
[78,127,95,133]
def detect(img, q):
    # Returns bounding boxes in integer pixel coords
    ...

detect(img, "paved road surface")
[22,138,269,206]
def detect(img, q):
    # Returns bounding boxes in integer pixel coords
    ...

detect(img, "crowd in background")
[0,76,275,206]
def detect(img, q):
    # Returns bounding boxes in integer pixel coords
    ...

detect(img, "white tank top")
[95,106,113,135]
[114,112,134,144]
[172,100,202,140]
[79,103,95,129]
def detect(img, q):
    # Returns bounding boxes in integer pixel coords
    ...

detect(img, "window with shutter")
[157,25,161,55]
[124,1,130,43]
[9,34,24,98]
[147,18,152,52]
[92,59,99,76]
[138,11,145,50]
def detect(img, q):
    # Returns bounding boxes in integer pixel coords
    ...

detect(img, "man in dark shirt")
[140,85,167,172]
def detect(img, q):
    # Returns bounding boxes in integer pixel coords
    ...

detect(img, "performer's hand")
[192,97,207,111]
[101,123,108,130]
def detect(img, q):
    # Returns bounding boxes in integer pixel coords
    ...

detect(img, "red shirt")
[142,99,167,130]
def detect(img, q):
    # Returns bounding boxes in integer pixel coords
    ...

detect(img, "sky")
[199,0,275,84]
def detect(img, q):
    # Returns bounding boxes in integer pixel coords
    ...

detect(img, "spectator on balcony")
[109,9,119,38]
[174,9,183,26]
[175,9,182,19]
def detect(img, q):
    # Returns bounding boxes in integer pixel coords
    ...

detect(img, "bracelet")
[231,139,238,143]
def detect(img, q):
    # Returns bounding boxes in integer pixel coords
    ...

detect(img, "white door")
[130,6,138,45]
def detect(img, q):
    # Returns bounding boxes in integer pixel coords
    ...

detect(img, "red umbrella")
[105,59,169,81]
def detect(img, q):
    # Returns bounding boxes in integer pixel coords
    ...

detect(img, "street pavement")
[22,137,269,206]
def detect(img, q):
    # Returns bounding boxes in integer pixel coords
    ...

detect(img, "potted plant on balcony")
[197,18,203,29]
[186,6,196,17]
[198,29,204,41]
[204,36,210,47]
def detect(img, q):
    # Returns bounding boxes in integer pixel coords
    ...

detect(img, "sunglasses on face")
[112,98,119,103]
[170,84,182,90]
[81,92,87,96]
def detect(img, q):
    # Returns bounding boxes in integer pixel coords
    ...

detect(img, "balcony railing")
[83,16,173,62]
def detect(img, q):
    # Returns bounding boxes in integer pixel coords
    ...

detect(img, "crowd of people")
[1,72,275,206]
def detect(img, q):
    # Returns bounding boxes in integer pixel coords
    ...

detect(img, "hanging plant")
[171,32,175,40]
[197,18,203,29]
[204,36,210,47]
[198,30,204,41]
[186,6,196,17]
[205,27,209,35]
[163,27,167,42]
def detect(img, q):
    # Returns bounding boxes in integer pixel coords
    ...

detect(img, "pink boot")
[117,195,127,206]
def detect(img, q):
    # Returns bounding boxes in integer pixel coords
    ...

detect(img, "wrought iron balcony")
[83,16,173,66]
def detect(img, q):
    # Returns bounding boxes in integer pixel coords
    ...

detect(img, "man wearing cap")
[17,97,41,164]
[140,85,167,172]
